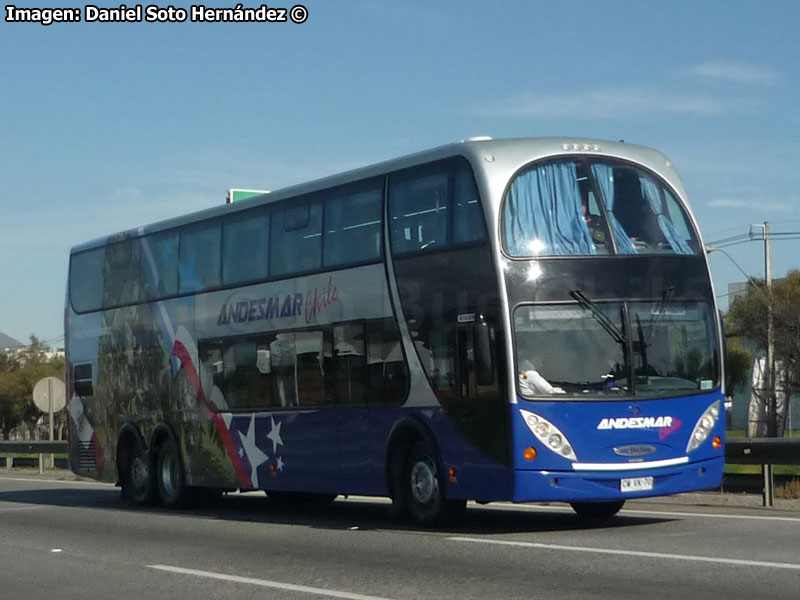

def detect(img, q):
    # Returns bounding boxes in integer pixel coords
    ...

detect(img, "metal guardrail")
[725,438,800,507]
[0,441,68,474]
[0,441,68,454]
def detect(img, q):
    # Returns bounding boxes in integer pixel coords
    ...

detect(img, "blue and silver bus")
[65,137,724,525]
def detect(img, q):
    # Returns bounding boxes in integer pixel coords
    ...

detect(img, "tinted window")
[453,168,486,244]
[70,248,105,313]
[179,225,221,292]
[223,212,270,285]
[103,237,143,307]
[143,231,178,298]
[331,323,367,404]
[366,318,408,404]
[389,171,449,254]
[201,338,273,409]
[270,196,323,276]
[324,184,383,267]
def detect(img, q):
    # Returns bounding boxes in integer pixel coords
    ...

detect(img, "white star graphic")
[276,456,284,472]
[238,415,268,488]
[267,416,284,454]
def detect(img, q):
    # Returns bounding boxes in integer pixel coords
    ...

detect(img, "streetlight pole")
[764,221,776,437]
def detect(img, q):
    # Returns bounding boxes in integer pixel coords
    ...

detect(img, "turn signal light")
[449,468,457,483]
[712,436,722,449]
[524,447,538,461]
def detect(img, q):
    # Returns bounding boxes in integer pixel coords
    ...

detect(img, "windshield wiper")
[645,286,675,345]
[569,290,627,346]
[635,313,650,380]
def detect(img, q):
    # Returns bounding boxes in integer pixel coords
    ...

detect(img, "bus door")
[453,314,508,465]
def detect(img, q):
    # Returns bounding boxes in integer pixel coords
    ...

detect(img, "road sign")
[32,377,66,413]
[226,188,269,203]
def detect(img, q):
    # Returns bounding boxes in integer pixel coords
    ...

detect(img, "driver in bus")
[518,358,565,395]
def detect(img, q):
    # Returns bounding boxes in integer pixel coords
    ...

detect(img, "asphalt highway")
[1,473,799,600]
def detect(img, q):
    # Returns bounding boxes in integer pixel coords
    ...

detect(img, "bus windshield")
[503,159,699,257]
[514,301,718,399]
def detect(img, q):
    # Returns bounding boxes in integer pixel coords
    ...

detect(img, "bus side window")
[70,247,105,313]
[143,231,178,299]
[103,237,144,307]
[332,323,367,405]
[324,183,383,267]
[452,167,487,245]
[366,318,408,405]
[270,196,323,277]
[223,212,269,285]
[179,225,221,292]
[389,171,449,254]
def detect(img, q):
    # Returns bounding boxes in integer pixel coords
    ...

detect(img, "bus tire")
[155,437,187,508]
[570,500,625,519]
[118,437,157,505]
[404,440,465,527]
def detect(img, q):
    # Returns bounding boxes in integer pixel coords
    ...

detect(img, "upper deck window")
[503,159,698,257]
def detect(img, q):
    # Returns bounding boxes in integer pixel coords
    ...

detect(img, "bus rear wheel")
[119,440,156,505]
[404,440,465,527]
[570,500,625,519]
[156,438,187,508]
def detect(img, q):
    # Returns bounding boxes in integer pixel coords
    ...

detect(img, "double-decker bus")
[66,137,724,525]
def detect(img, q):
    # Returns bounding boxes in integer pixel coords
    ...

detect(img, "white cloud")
[480,87,725,119]
[692,61,778,86]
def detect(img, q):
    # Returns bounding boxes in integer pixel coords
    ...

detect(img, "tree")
[725,336,753,398]
[728,270,800,433]
[0,336,66,440]
[0,370,27,440]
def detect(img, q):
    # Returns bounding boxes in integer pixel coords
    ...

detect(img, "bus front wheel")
[570,500,625,519]
[404,440,465,527]
[156,437,186,508]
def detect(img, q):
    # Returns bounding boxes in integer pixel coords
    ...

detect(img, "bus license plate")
[620,476,653,492]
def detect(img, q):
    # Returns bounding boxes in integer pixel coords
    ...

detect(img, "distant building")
[728,278,785,304]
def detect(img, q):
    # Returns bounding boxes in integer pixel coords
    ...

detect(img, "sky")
[1,0,799,348]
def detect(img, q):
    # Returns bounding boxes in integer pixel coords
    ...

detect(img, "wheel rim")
[159,451,179,500]
[410,457,438,505]
[131,456,149,493]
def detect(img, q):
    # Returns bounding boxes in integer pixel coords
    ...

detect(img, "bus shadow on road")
[0,480,672,534]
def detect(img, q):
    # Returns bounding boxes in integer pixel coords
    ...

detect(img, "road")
[1,473,799,600]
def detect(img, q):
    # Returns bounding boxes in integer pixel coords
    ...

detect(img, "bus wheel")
[119,440,156,505]
[405,441,465,526]
[156,438,186,508]
[570,500,625,519]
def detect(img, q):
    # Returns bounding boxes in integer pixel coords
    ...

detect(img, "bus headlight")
[520,409,577,461]
[686,400,722,453]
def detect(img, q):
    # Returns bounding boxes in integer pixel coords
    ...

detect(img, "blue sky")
[1,0,799,347]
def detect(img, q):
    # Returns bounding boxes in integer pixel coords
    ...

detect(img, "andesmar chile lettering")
[217,276,339,327]
[597,416,674,430]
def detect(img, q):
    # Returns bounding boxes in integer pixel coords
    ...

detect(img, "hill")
[0,332,24,350]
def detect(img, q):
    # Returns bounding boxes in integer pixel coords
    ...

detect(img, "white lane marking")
[148,565,395,600]
[487,502,800,524]
[450,536,800,571]
[0,506,42,513]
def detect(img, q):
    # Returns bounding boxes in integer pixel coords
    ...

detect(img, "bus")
[65,137,724,525]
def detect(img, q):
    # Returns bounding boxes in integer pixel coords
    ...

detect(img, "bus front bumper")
[512,456,724,503]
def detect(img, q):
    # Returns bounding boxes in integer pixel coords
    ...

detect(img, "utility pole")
[764,221,776,437]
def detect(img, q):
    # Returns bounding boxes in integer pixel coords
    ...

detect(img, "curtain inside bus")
[504,162,596,256]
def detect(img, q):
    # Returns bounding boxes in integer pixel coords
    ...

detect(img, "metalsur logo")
[613,444,657,457]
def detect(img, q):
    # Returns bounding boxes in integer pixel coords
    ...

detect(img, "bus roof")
[70,137,676,254]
